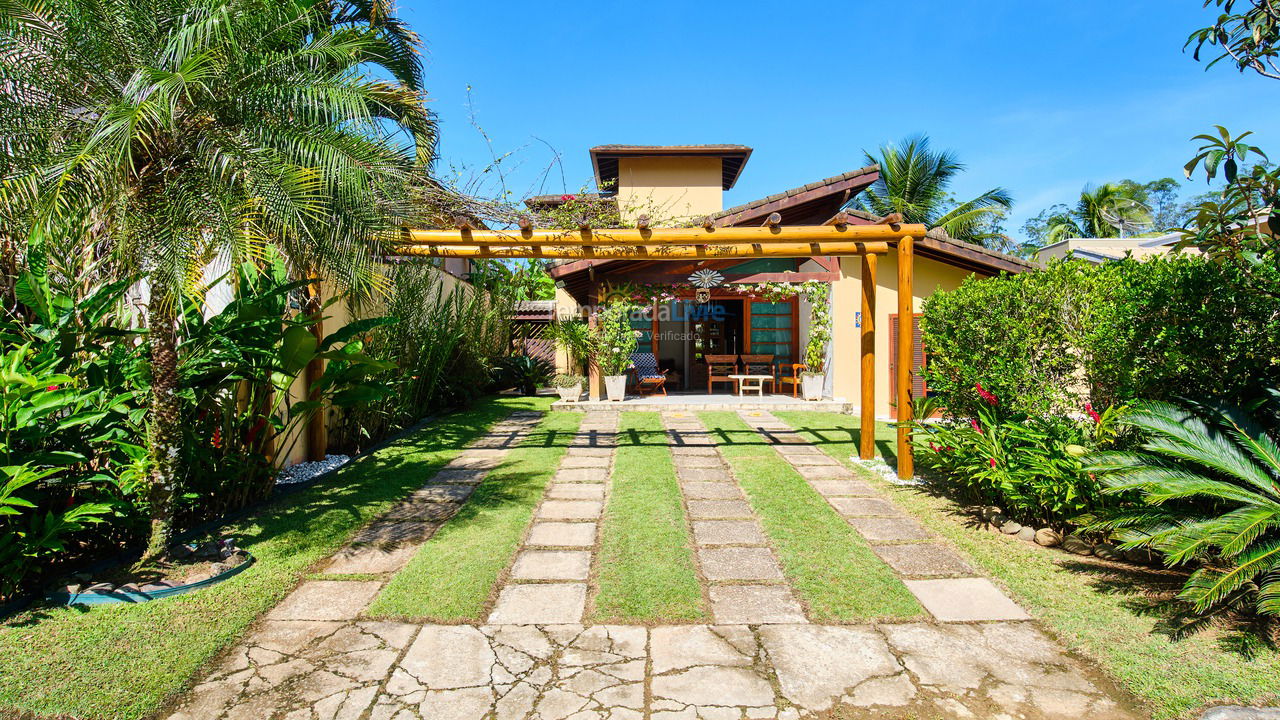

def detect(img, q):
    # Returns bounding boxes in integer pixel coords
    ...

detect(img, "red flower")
[212,426,223,449]
[561,194,576,203]
[46,385,60,391]
[969,418,981,433]
[927,441,938,452]
[989,457,997,468]
[1084,402,1101,424]
[975,382,998,406]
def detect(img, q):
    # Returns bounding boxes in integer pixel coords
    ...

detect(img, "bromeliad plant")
[1088,397,1280,618]
[913,383,1127,527]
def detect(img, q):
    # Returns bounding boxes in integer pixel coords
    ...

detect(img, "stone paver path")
[166,410,1146,720]
[664,412,807,625]
[737,409,1031,622]
[489,412,618,625]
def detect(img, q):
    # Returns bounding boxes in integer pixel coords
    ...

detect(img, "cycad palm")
[1089,400,1280,617]
[854,135,1013,245]
[1,0,435,559]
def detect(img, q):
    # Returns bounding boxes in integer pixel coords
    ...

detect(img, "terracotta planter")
[556,384,582,402]
[604,375,627,402]
[801,373,824,401]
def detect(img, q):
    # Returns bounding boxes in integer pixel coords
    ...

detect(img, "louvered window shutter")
[889,314,927,409]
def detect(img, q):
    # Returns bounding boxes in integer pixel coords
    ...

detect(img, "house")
[1032,233,1197,265]
[543,145,1034,416]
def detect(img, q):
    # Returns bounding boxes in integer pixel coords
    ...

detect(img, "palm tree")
[854,135,1013,245]
[1043,183,1152,243]
[2,0,436,561]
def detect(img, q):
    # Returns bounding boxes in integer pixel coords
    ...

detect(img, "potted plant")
[800,284,831,401]
[551,373,584,402]
[591,302,639,402]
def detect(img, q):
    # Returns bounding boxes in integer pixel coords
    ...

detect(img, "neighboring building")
[544,144,1034,416]
[1032,233,1198,265]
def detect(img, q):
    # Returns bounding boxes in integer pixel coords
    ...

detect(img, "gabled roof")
[590,145,752,191]
[710,165,880,227]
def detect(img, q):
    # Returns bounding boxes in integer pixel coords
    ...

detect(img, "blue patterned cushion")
[629,352,663,380]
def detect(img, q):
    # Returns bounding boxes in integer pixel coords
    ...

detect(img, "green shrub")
[922,255,1280,419]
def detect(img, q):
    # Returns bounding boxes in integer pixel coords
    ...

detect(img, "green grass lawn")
[777,410,1280,720]
[366,410,581,621]
[697,411,922,622]
[591,412,706,623]
[0,396,550,720]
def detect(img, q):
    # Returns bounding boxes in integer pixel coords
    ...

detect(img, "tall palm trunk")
[142,287,181,562]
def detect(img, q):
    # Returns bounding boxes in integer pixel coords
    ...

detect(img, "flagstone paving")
[164,410,1147,720]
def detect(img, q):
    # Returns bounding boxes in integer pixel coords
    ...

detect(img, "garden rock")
[118,583,142,594]
[1124,548,1158,565]
[85,582,114,593]
[1034,528,1061,547]
[981,506,1004,522]
[1093,543,1122,561]
[999,520,1022,535]
[1016,526,1036,542]
[1061,535,1093,556]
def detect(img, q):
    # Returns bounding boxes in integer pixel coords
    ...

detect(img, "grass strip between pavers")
[366,410,582,621]
[698,411,922,622]
[591,412,706,623]
[776,410,1280,720]
[0,396,552,720]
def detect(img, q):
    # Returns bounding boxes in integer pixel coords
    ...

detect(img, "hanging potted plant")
[592,302,639,402]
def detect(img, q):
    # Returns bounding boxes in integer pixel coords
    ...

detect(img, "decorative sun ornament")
[688,269,724,288]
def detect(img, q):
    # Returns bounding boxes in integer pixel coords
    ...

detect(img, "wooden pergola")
[393,214,923,478]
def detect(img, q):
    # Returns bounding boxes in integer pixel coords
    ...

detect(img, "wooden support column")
[587,312,602,402]
[859,253,877,460]
[304,278,327,462]
[651,301,660,358]
[896,237,915,479]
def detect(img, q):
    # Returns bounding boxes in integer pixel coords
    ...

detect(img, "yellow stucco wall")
[279,266,472,466]
[615,156,723,223]
[831,253,976,417]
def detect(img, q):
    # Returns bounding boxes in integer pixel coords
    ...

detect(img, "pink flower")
[975,382,998,406]
[969,418,981,433]
[1084,402,1101,424]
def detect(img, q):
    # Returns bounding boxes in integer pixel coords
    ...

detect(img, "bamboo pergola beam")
[401,224,926,246]
[393,242,891,260]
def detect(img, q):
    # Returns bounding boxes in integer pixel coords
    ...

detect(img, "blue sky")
[398,0,1280,239]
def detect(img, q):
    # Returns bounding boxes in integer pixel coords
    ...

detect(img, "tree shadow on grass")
[1056,556,1279,658]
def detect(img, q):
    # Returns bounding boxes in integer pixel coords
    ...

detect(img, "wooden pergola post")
[859,253,877,460]
[896,236,915,479]
[587,312,601,401]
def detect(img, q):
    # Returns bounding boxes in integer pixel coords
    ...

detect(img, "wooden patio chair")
[705,354,739,394]
[738,354,777,394]
[628,352,668,396]
[778,363,806,398]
